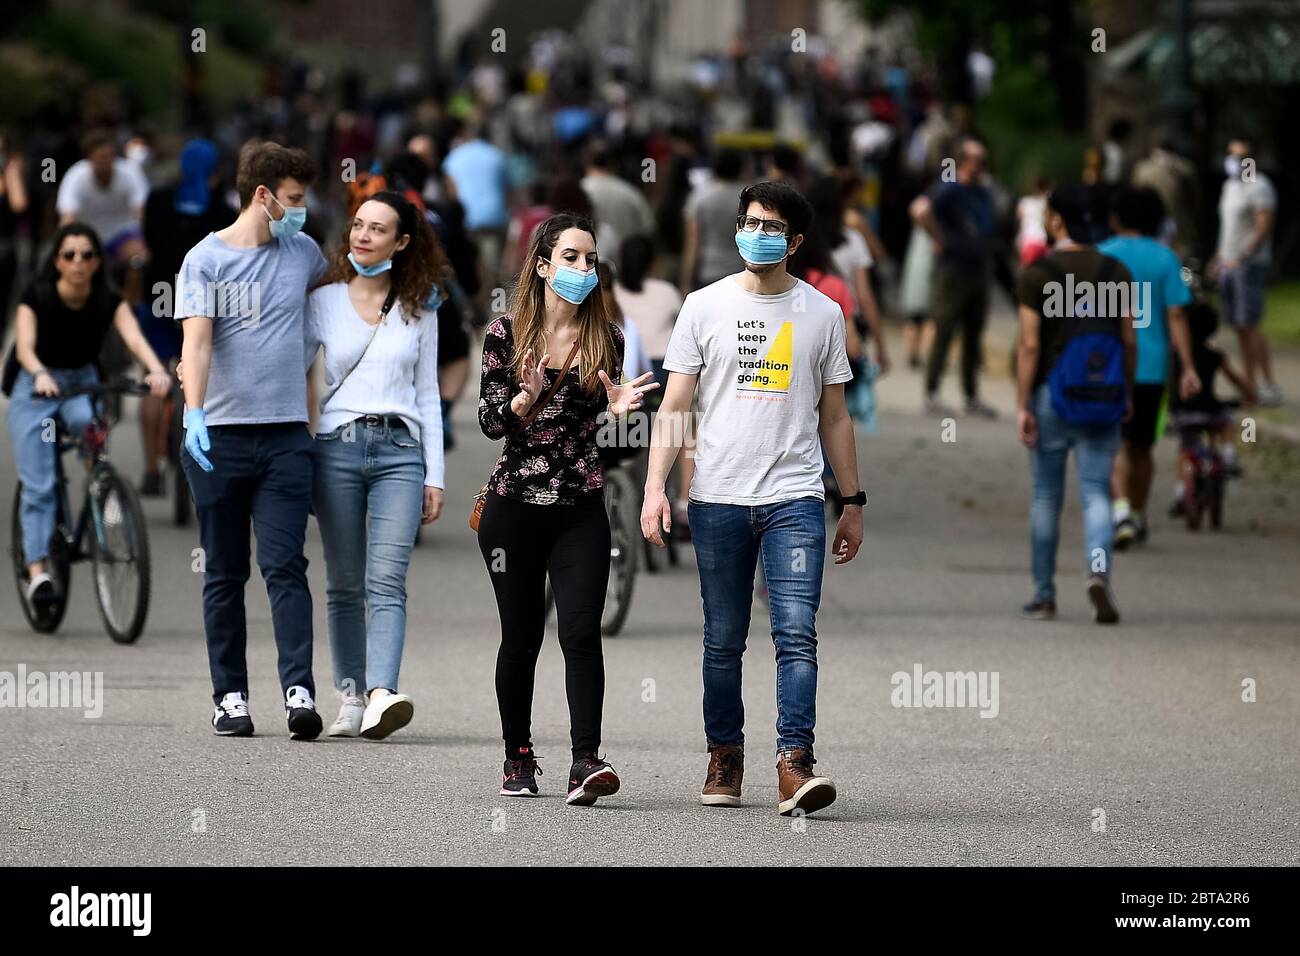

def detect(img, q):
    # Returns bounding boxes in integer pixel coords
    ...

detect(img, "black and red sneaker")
[565,753,620,806]
[500,746,542,796]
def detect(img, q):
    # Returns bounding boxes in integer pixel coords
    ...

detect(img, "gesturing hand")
[598,369,660,416]
[510,348,551,416]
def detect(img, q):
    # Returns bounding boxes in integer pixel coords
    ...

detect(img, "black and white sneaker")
[566,753,621,806]
[285,685,322,740]
[25,572,57,606]
[500,746,543,796]
[212,691,254,736]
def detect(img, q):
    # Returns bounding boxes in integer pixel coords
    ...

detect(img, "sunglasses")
[60,250,98,262]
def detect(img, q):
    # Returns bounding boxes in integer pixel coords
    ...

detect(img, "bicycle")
[164,374,190,526]
[10,379,153,642]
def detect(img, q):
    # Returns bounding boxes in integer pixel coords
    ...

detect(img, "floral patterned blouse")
[478,315,625,505]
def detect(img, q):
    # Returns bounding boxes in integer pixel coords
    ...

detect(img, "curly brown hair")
[318,191,452,322]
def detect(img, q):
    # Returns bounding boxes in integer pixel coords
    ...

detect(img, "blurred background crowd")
[1,0,1298,426]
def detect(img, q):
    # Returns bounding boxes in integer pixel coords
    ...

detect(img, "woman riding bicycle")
[6,222,170,605]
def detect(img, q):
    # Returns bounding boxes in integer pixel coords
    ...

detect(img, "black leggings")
[477,491,609,757]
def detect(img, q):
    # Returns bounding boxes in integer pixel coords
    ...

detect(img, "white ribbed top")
[304,282,444,487]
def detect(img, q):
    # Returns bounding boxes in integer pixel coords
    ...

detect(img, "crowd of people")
[0,33,1288,814]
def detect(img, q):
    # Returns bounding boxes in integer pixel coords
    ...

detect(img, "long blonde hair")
[508,212,618,395]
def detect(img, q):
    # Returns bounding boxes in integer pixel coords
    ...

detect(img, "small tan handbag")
[470,340,580,531]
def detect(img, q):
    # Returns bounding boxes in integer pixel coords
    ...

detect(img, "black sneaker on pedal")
[212,691,254,736]
[500,746,542,796]
[566,753,620,806]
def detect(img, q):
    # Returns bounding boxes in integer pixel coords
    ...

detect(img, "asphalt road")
[2,336,1298,866]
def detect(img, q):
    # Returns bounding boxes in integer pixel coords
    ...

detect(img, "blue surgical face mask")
[1224,155,1243,179]
[735,229,788,265]
[264,190,307,239]
[348,252,393,277]
[546,261,599,304]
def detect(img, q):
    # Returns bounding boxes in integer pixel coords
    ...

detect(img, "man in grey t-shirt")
[176,141,327,740]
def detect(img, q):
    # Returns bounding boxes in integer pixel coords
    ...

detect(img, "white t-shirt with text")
[662,274,852,506]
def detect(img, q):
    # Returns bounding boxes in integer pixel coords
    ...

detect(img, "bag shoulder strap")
[515,340,580,432]
[320,286,397,410]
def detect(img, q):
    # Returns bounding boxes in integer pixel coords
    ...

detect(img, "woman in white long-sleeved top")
[304,191,448,740]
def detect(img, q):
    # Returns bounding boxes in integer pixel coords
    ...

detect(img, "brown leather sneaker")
[701,743,744,806]
[776,748,836,816]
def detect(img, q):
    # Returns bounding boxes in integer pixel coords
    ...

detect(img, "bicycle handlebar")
[30,379,151,400]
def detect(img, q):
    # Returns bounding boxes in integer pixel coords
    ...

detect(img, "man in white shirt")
[57,129,149,301]
[1210,138,1282,406]
[642,181,864,818]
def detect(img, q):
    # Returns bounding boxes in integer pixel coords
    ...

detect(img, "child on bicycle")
[1168,299,1255,514]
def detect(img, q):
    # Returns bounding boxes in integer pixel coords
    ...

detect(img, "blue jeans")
[7,365,98,565]
[688,496,826,754]
[1029,383,1121,601]
[312,419,424,694]
[182,422,316,704]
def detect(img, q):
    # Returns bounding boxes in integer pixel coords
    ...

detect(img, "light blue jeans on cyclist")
[1028,382,1121,602]
[688,495,826,754]
[7,364,99,565]
[312,418,425,695]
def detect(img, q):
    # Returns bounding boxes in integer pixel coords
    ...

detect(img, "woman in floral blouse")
[477,212,659,807]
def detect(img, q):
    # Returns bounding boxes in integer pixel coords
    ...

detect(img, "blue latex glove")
[183,407,213,472]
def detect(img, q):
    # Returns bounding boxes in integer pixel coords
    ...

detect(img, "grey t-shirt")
[1216,173,1276,266]
[662,275,853,506]
[175,231,327,425]
[685,179,745,285]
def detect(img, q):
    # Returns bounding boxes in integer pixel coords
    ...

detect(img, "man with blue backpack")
[1015,185,1137,624]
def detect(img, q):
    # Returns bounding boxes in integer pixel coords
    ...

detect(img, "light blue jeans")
[688,496,826,754]
[312,419,424,694]
[7,365,98,565]
[1029,382,1121,602]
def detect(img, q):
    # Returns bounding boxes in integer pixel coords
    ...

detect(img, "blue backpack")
[1040,256,1127,426]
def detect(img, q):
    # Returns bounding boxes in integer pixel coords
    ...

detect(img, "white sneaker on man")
[328,695,366,737]
[360,688,414,740]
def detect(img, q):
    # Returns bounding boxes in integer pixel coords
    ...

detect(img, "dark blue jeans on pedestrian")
[182,422,316,705]
[688,496,826,754]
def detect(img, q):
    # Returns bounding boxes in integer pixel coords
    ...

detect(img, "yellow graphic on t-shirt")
[736,321,792,393]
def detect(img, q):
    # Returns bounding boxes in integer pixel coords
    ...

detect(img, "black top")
[478,314,625,505]
[926,179,994,274]
[1171,345,1225,415]
[1017,248,1132,388]
[20,278,120,371]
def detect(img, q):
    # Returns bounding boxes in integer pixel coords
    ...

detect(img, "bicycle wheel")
[601,468,638,636]
[10,486,72,634]
[168,394,191,527]
[88,465,151,643]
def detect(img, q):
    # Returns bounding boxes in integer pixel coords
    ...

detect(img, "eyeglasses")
[60,250,98,262]
[736,215,788,237]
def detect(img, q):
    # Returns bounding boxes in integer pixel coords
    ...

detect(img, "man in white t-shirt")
[642,181,864,818]
[1210,138,1282,405]
[57,129,149,301]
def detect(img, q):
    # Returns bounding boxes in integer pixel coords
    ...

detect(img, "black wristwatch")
[840,491,866,507]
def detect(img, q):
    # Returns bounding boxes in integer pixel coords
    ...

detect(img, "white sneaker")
[360,688,414,740]
[1257,381,1284,407]
[25,572,56,605]
[328,696,366,737]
